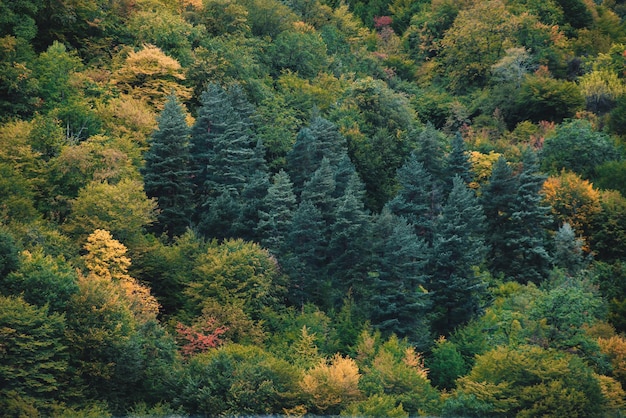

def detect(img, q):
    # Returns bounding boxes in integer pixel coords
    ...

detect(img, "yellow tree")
[542,170,601,242]
[111,44,192,111]
[83,229,159,322]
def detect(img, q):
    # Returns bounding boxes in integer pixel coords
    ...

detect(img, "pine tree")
[415,123,447,184]
[480,156,518,278]
[300,157,337,225]
[386,152,438,243]
[554,222,588,277]
[506,151,553,283]
[257,169,297,255]
[430,176,488,336]
[287,117,348,195]
[368,208,431,346]
[446,132,472,187]
[327,171,371,306]
[190,84,269,239]
[284,200,329,307]
[190,83,231,200]
[142,94,195,239]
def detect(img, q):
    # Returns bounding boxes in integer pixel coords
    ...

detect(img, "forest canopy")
[2,0,626,416]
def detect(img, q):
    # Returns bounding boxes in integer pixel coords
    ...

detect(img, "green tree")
[480,156,518,279]
[541,119,622,180]
[445,132,473,188]
[142,94,195,240]
[0,228,19,279]
[553,222,588,276]
[283,200,328,307]
[185,239,285,320]
[367,209,430,345]
[62,178,157,243]
[0,295,68,415]
[447,345,607,417]
[269,27,328,78]
[257,169,296,255]
[386,152,437,242]
[506,151,553,284]
[430,176,488,336]
[3,250,78,313]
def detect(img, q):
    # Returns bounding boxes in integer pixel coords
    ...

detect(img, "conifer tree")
[287,117,348,194]
[190,83,269,239]
[142,94,194,239]
[430,176,488,336]
[284,200,329,307]
[300,157,337,225]
[507,151,553,283]
[554,222,588,277]
[327,171,371,306]
[446,132,472,187]
[415,123,447,184]
[386,152,437,242]
[257,169,297,255]
[368,209,431,346]
[480,156,518,278]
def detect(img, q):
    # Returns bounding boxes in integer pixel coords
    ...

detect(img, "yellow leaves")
[111,45,192,110]
[83,229,159,322]
[469,150,502,188]
[300,354,362,413]
[599,335,626,385]
[542,170,601,238]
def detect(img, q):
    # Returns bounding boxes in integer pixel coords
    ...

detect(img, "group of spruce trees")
[142,84,556,344]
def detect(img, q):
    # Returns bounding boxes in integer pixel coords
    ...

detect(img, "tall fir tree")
[300,157,337,226]
[480,156,518,278]
[415,123,447,184]
[446,132,473,188]
[287,117,348,195]
[257,169,297,255]
[327,171,371,307]
[368,208,431,347]
[142,94,195,240]
[190,83,269,239]
[506,150,553,283]
[283,200,329,308]
[386,152,438,243]
[430,176,488,336]
[553,222,588,277]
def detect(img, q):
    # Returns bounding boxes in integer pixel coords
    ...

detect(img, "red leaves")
[176,318,228,358]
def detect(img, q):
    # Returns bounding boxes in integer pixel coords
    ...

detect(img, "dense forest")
[3,0,626,416]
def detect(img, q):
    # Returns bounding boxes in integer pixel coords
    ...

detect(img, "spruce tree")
[430,176,488,336]
[368,208,431,346]
[191,84,269,239]
[283,200,329,307]
[386,152,438,243]
[327,171,371,306]
[480,156,518,278]
[287,117,347,194]
[554,222,588,277]
[142,94,194,239]
[446,132,472,187]
[506,151,553,283]
[300,157,337,225]
[257,169,297,255]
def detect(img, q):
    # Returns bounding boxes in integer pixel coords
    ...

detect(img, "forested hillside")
[3,0,626,415]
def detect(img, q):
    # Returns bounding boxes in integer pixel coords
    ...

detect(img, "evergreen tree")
[506,151,553,283]
[284,200,329,307]
[480,156,518,278]
[327,171,371,307]
[257,169,297,255]
[300,157,337,225]
[414,123,447,186]
[287,117,347,195]
[368,209,431,346]
[386,152,438,243]
[191,84,269,239]
[190,83,231,200]
[554,222,588,277]
[430,176,488,336]
[142,94,195,239]
[446,132,472,187]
